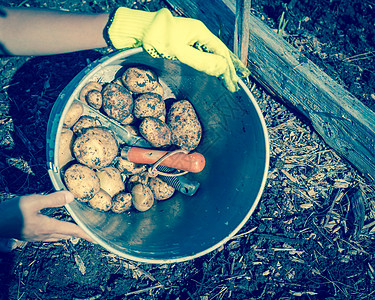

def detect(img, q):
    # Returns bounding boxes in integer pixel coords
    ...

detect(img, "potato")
[86,90,102,110]
[64,164,100,202]
[112,77,125,87]
[73,127,118,169]
[139,117,171,148]
[59,128,75,168]
[102,83,133,123]
[89,189,112,211]
[148,177,175,200]
[131,184,154,212]
[79,81,102,103]
[96,166,125,198]
[126,172,149,191]
[133,93,166,120]
[121,66,158,94]
[167,100,202,151]
[123,125,139,136]
[64,101,83,128]
[72,115,98,135]
[153,82,164,98]
[116,157,146,175]
[111,192,132,213]
[120,114,135,126]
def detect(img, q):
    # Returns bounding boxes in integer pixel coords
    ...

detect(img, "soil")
[0,0,375,299]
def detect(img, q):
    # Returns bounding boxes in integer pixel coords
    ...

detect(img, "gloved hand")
[106,8,250,92]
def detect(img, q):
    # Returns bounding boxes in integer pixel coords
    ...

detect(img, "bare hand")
[0,191,95,243]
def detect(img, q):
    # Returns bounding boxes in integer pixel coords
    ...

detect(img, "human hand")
[0,191,94,243]
[106,8,250,92]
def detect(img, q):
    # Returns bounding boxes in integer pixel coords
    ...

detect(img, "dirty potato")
[79,81,102,103]
[123,125,139,136]
[131,184,154,212]
[112,77,124,87]
[89,189,112,211]
[121,66,158,94]
[126,172,149,191]
[86,89,103,110]
[59,128,75,168]
[64,101,83,128]
[133,93,166,120]
[72,115,98,136]
[149,177,175,200]
[111,192,132,213]
[73,127,118,169]
[96,166,125,198]
[139,117,171,148]
[116,157,146,175]
[102,83,133,123]
[167,100,202,151]
[153,82,164,98]
[64,163,100,202]
[120,114,135,126]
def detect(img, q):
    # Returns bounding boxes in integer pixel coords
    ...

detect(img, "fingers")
[46,217,96,243]
[174,20,241,91]
[18,191,96,243]
[23,214,96,243]
[21,190,74,212]
[229,50,251,77]
[175,45,239,92]
[176,45,227,77]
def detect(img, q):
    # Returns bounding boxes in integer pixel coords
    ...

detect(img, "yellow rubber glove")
[106,8,250,92]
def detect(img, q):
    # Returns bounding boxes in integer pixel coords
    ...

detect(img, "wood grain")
[165,0,375,180]
[234,0,251,65]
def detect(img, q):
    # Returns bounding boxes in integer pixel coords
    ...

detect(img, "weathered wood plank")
[234,0,251,65]
[166,0,375,180]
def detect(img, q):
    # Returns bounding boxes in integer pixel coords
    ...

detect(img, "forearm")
[0,6,109,56]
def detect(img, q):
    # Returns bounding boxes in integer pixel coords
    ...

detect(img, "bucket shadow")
[1,50,103,196]
[0,50,104,298]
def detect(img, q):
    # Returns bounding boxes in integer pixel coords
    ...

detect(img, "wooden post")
[234,0,251,66]
[165,0,375,181]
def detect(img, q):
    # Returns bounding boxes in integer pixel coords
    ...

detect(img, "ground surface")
[0,0,375,299]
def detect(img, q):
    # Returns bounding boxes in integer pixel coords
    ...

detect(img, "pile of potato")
[59,65,202,213]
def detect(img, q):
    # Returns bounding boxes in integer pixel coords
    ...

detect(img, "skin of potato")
[86,89,103,110]
[112,77,124,87]
[63,101,83,128]
[64,164,100,202]
[149,177,175,200]
[123,125,139,136]
[72,127,118,169]
[120,114,135,126]
[79,81,102,103]
[111,192,132,213]
[102,83,133,123]
[131,184,154,212]
[139,117,171,148]
[59,128,75,168]
[116,157,146,175]
[153,82,164,98]
[126,172,149,192]
[89,189,112,211]
[121,66,158,94]
[72,115,98,136]
[133,93,166,120]
[167,100,202,151]
[96,166,125,198]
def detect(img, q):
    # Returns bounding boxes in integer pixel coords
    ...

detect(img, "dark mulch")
[1,0,374,299]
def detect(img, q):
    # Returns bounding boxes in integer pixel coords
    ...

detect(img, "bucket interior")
[47,49,269,263]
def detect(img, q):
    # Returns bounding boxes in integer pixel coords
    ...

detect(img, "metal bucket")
[46,48,269,263]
